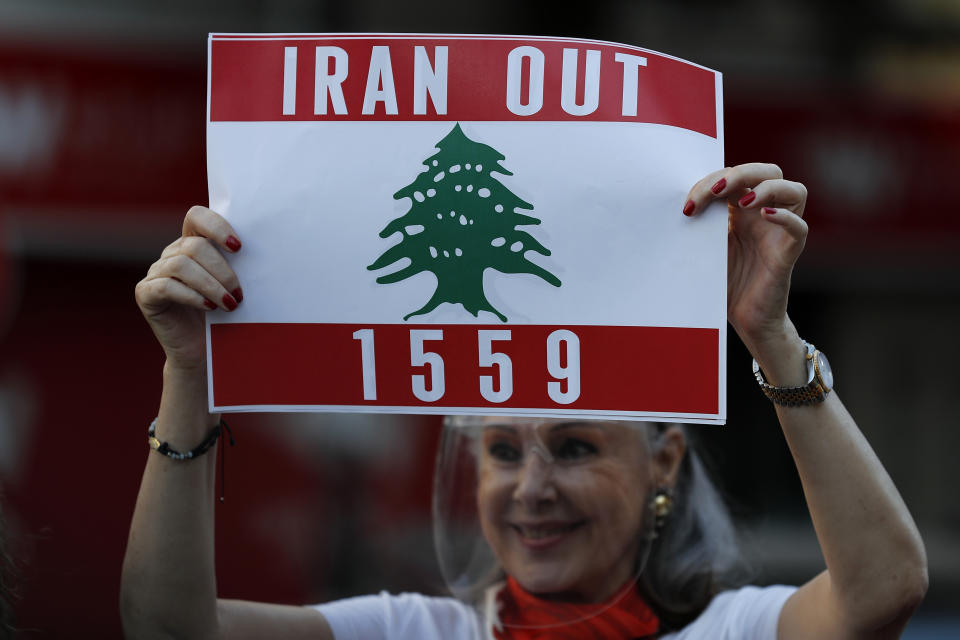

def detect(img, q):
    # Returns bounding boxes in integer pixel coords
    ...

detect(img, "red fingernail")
[738,192,756,207]
[225,235,242,252]
[231,287,244,303]
[711,178,726,194]
[203,299,217,310]
[682,200,695,216]
[762,207,777,215]
[222,294,238,311]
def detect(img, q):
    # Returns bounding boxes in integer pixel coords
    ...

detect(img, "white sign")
[206,33,727,423]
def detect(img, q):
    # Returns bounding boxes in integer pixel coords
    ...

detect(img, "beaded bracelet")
[147,418,235,502]
[147,418,232,460]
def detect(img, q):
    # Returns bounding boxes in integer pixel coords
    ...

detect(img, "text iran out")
[281,45,650,118]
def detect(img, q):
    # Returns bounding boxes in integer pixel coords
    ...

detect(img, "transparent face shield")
[432,416,664,631]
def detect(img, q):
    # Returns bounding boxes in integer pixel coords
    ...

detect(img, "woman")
[120,163,928,639]
[427,415,739,638]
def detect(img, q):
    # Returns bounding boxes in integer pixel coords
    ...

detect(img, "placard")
[206,33,726,423]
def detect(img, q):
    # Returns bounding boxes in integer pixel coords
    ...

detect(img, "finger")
[687,163,784,216]
[136,276,220,313]
[737,179,808,217]
[161,236,243,301]
[682,168,729,216]
[760,206,809,244]
[182,205,243,253]
[716,162,784,195]
[147,254,239,311]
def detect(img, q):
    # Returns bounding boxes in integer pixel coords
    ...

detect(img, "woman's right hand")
[134,206,243,371]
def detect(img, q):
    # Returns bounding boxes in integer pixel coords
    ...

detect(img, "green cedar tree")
[368,123,561,322]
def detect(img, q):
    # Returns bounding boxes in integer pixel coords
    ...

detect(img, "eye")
[488,441,521,463]
[555,438,597,460]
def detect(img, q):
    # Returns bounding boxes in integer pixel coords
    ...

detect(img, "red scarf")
[491,576,660,639]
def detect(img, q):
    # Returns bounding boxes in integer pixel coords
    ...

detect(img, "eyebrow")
[482,425,518,435]
[550,421,607,434]
[482,421,606,435]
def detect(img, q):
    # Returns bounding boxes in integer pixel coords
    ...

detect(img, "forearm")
[756,327,927,630]
[780,396,926,624]
[120,363,221,639]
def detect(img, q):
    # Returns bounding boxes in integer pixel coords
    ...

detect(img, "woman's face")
[475,418,654,602]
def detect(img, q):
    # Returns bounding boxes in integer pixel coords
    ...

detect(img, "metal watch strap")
[753,342,828,407]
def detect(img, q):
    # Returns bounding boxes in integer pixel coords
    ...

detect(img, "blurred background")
[0,0,957,636]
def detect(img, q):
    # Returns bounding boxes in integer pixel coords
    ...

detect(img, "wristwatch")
[753,341,833,406]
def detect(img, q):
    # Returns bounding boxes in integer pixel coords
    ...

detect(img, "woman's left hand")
[683,163,808,370]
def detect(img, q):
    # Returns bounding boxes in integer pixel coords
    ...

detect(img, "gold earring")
[654,491,673,519]
[652,488,673,536]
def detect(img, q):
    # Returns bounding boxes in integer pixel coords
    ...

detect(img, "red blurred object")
[0,42,207,216]
[725,83,960,264]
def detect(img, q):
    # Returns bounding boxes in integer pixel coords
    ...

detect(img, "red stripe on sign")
[210,324,719,415]
[208,36,717,137]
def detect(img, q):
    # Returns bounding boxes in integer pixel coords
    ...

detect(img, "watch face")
[816,352,834,390]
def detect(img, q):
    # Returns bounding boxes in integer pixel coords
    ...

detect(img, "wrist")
[745,320,807,387]
[163,358,207,380]
[158,361,219,448]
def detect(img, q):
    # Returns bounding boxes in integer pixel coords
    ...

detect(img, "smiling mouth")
[512,521,585,540]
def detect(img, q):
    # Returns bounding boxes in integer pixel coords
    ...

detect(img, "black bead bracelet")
[147,418,232,460]
[147,417,235,502]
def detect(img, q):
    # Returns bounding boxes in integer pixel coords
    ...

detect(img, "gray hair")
[639,424,753,630]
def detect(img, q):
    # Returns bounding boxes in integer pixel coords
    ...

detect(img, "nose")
[512,451,557,507]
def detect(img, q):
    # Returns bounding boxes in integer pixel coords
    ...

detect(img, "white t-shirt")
[314,584,797,640]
